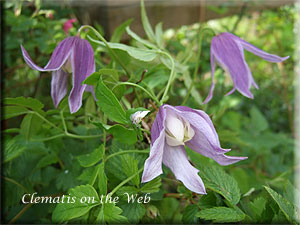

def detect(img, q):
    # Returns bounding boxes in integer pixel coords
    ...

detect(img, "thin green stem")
[60,110,68,133]
[65,133,102,139]
[159,51,175,105]
[182,27,216,105]
[30,111,63,132]
[113,82,160,105]
[78,25,132,77]
[3,176,29,193]
[32,133,65,142]
[104,150,149,162]
[108,167,144,197]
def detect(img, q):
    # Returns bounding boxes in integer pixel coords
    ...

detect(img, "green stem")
[113,82,160,105]
[108,167,144,197]
[32,133,65,142]
[159,51,175,105]
[3,176,29,193]
[181,27,216,105]
[30,111,63,132]
[78,25,132,77]
[104,150,149,162]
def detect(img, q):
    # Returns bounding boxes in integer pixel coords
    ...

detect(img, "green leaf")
[4,97,44,114]
[196,207,245,223]
[119,201,146,223]
[250,106,269,132]
[98,163,107,195]
[96,77,128,124]
[77,145,104,167]
[182,205,199,224]
[264,186,296,223]
[140,0,156,42]
[197,164,241,205]
[126,26,157,49]
[111,18,133,43]
[120,154,140,187]
[249,196,267,222]
[20,113,42,141]
[3,106,29,119]
[77,164,100,186]
[83,69,119,86]
[155,22,163,48]
[97,203,129,224]
[116,186,139,201]
[140,177,161,193]
[3,136,26,163]
[90,38,157,62]
[52,185,100,223]
[36,153,59,169]
[107,125,137,145]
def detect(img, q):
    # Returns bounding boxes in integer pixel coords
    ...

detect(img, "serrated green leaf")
[119,200,146,223]
[20,113,42,141]
[120,154,140,187]
[196,207,245,223]
[52,185,100,223]
[3,106,29,119]
[36,153,58,169]
[249,196,267,222]
[264,186,296,223]
[4,97,44,114]
[116,186,139,201]
[98,163,107,195]
[140,177,161,193]
[96,77,128,124]
[97,203,128,224]
[198,164,241,205]
[140,0,155,42]
[77,145,104,167]
[4,136,26,163]
[182,205,199,224]
[77,164,100,186]
[111,18,133,43]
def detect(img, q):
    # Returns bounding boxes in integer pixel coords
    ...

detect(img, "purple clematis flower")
[141,104,247,194]
[204,32,289,104]
[21,36,95,113]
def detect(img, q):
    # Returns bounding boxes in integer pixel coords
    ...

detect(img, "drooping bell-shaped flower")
[204,32,289,104]
[21,36,95,113]
[141,104,247,194]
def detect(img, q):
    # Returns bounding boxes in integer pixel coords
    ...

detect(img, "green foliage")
[196,207,245,223]
[77,145,104,167]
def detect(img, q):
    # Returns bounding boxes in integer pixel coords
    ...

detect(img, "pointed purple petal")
[203,45,216,104]
[163,145,206,194]
[237,37,289,63]
[142,106,167,183]
[21,37,76,72]
[68,38,95,113]
[172,106,247,165]
[51,69,69,108]
[211,34,254,99]
[44,37,77,70]
[85,85,97,101]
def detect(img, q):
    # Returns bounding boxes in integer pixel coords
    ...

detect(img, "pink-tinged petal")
[63,18,76,35]
[68,38,95,113]
[203,42,216,104]
[21,37,76,72]
[51,69,69,108]
[142,106,167,183]
[212,34,254,99]
[141,131,165,183]
[162,144,206,194]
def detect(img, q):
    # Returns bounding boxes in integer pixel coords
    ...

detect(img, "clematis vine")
[204,32,289,104]
[141,104,247,194]
[21,36,95,113]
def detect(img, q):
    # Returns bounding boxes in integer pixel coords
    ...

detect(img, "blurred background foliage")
[2,0,296,223]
